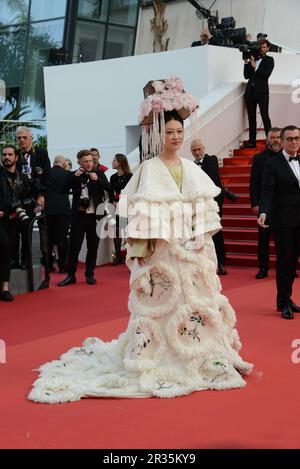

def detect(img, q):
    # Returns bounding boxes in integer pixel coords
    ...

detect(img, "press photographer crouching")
[58,149,111,287]
[0,145,45,301]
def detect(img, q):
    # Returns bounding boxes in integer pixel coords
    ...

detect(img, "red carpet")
[0,265,300,449]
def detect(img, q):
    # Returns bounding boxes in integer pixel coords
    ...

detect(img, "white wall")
[136,0,300,56]
[135,0,265,55]
[44,45,300,171]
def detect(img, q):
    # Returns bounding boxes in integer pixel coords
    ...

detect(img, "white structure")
[136,0,300,55]
[44,44,300,171]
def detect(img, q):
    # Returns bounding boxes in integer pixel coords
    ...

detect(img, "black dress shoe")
[217,265,228,275]
[0,290,14,302]
[289,301,300,313]
[11,261,21,270]
[57,275,76,287]
[255,268,268,279]
[243,142,257,149]
[281,305,293,320]
[224,189,239,203]
[86,276,97,285]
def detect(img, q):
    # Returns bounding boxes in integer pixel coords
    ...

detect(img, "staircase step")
[223,204,253,216]
[233,148,262,157]
[225,240,275,255]
[222,215,257,228]
[224,183,249,194]
[220,166,251,175]
[222,174,250,184]
[243,139,266,147]
[223,227,258,241]
[223,194,250,205]
[223,157,252,166]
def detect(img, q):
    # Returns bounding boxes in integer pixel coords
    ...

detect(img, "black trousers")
[245,91,271,143]
[12,219,29,264]
[67,212,99,276]
[46,215,70,271]
[257,225,272,270]
[0,219,19,282]
[273,224,300,307]
[212,230,226,266]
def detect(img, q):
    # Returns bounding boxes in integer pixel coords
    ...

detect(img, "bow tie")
[289,156,299,162]
[195,160,203,166]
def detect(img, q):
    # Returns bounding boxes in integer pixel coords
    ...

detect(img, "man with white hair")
[13,126,51,269]
[44,155,71,273]
[191,138,233,275]
[16,126,51,177]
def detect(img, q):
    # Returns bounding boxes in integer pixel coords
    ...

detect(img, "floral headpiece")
[139,77,199,161]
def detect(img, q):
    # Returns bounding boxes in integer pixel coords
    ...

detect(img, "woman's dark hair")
[164,110,184,126]
[114,153,131,175]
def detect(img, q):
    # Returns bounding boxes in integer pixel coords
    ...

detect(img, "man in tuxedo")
[244,38,274,148]
[250,127,281,279]
[58,150,111,287]
[258,125,300,319]
[191,139,237,275]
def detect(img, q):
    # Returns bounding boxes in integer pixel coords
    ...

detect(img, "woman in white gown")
[28,78,252,403]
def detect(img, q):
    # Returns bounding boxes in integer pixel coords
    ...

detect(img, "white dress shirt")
[283,149,300,187]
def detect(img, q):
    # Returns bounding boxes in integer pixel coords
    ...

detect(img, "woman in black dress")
[110,154,132,264]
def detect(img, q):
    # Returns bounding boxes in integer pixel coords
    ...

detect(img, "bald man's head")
[191,139,205,160]
[53,155,66,167]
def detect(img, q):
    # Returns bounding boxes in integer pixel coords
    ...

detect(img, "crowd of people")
[0,126,133,301]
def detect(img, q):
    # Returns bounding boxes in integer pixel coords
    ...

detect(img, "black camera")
[79,169,91,184]
[240,43,261,61]
[10,197,37,222]
[79,197,90,210]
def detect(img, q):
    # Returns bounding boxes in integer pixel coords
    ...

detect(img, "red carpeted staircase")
[220,140,276,269]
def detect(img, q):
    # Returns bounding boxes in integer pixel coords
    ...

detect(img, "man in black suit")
[58,150,111,286]
[0,145,45,301]
[44,155,72,274]
[250,127,281,279]
[258,126,300,319]
[16,126,51,177]
[13,126,51,268]
[191,28,220,47]
[244,38,274,148]
[191,139,230,275]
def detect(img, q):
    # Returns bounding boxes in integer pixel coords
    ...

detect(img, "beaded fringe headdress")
[139,77,199,161]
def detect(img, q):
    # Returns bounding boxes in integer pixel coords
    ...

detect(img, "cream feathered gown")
[28,157,252,403]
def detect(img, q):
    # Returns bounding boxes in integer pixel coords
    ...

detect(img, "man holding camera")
[243,38,274,148]
[0,145,45,301]
[58,150,111,287]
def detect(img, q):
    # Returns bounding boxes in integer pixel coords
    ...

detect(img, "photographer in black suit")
[258,126,300,319]
[0,145,45,301]
[250,127,281,279]
[13,126,51,269]
[58,150,111,287]
[244,38,274,148]
[191,139,238,276]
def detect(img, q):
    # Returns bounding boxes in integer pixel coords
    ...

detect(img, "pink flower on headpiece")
[152,80,165,94]
[165,76,184,92]
[151,96,165,112]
